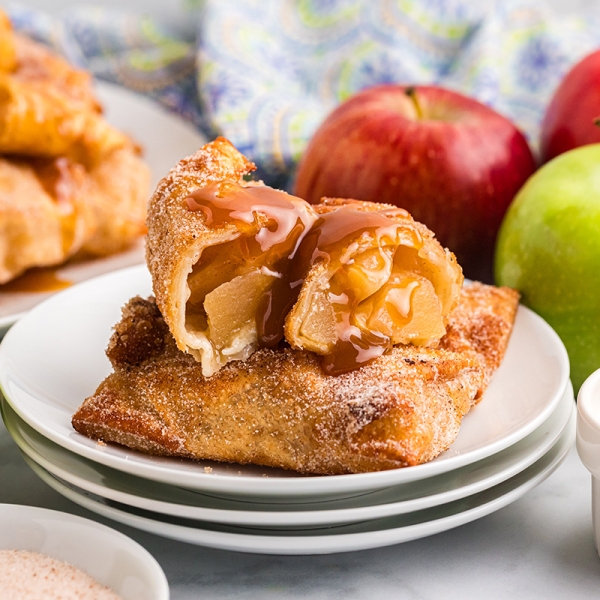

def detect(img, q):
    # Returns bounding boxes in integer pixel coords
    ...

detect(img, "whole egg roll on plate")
[72,282,518,474]
[0,12,150,283]
[0,149,149,284]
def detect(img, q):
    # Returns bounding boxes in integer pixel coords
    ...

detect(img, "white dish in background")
[0,81,206,334]
[23,417,575,555]
[0,503,169,599]
[0,265,569,499]
[2,385,575,526]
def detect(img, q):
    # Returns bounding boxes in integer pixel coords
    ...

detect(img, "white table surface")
[1,414,598,599]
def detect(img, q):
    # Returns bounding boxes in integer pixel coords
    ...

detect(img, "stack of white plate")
[0,266,574,555]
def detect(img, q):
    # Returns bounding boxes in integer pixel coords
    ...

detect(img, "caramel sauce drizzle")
[185,187,427,374]
[294,204,424,375]
[31,156,81,255]
[185,182,316,346]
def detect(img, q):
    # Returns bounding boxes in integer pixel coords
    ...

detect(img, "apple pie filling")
[284,200,463,375]
[182,181,317,375]
[180,181,461,377]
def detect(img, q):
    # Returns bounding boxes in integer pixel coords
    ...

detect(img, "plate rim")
[3,385,575,527]
[0,264,571,497]
[21,420,575,555]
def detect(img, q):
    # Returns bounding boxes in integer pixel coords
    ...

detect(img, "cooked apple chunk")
[285,198,463,374]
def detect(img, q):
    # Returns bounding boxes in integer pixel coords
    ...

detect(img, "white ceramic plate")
[0,265,570,498]
[0,82,206,334]
[0,503,169,598]
[23,418,575,555]
[2,385,575,527]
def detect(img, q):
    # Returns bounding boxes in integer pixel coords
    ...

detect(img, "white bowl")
[0,504,169,599]
[576,369,600,554]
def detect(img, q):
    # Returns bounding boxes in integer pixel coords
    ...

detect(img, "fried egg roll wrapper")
[78,146,150,256]
[285,198,463,375]
[0,156,90,283]
[0,33,128,162]
[146,137,317,377]
[72,283,518,474]
[0,12,16,72]
[0,147,149,283]
[439,281,520,398]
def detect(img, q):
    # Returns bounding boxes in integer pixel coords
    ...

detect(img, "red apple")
[294,85,536,282]
[540,50,600,163]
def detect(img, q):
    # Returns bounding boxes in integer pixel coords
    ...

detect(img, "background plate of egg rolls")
[0,81,205,333]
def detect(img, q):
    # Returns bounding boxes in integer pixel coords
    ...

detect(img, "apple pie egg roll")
[72,294,487,474]
[146,137,318,377]
[0,146,149,284]
[72,282,519,474]
[0,30,128,162]
[285,198,464,375]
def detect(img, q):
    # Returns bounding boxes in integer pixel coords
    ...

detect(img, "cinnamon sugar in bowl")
[0,504,169,600]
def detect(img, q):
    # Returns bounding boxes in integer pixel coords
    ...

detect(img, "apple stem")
[594,117,600,128]
[405,87,424,120]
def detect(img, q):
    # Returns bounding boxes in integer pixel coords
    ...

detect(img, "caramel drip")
[31,156,81,255]
[33,157,76,207]
[0,267,71,292]
[185,182,316,346]
[295,204,424,375]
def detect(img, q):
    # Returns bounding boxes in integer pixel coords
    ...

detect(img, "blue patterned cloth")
[8,1,600,188]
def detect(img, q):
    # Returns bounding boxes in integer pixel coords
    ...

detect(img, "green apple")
[495,144,600,391]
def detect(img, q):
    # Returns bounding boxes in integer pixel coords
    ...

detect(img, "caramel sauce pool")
[0,268,71,293]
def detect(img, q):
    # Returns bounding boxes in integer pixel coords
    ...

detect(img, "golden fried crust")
[78,146,150,256]
[71,283,519,475]
[145,137,255,354]
[0,33,129,162]
[440,282,520,400]
[0,156,89,283]
[12,33,98,110]
[0,12,16,72]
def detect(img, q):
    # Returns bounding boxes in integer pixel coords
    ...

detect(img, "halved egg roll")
[285,198,464,375]
[72,282,518,474]
[146,137,317,377]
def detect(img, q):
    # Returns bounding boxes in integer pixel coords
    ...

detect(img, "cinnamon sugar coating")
[72,283,518,475]
[440,282,520,399]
